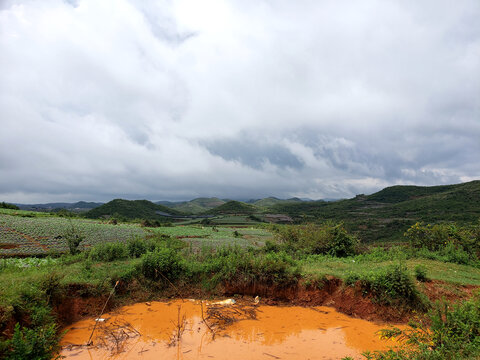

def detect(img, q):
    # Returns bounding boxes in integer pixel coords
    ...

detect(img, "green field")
[0,210,272,256]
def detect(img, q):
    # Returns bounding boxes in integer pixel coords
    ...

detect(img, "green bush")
[414,265,428,282]
[63,222,85,255]
[405,222,479,259]
[0,323,60,360]
[127,237,159,258]
[88,242,129,262]
[139,248,183,281]
[359,264,426,309]
[275,223,359,257]
[364,295,480,360]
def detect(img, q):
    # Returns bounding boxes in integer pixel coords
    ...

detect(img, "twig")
[87,280,119,346]
[200,301,215,336]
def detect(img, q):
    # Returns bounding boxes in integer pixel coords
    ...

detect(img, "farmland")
[0,211,145,256]
[0,209,272,256]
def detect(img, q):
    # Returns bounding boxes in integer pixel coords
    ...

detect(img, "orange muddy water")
[60,300,402,360]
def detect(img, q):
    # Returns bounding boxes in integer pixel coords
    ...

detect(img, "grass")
[301,257,480,286]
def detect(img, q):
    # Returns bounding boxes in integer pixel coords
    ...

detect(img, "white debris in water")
[95,318,105,322]
[213,299,236,305]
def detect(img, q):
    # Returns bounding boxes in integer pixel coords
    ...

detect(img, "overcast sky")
[1,0,479,203]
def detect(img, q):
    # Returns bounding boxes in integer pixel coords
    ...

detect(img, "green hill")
[270,180,480,243]
[85,199,182,220]
[171,197,227,214]
[253,197,303,208]
[206,200,258,215]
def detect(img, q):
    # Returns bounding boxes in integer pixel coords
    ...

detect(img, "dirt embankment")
[1,278,477,338]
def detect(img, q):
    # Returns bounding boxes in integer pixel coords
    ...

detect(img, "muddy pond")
[60,299,402,360]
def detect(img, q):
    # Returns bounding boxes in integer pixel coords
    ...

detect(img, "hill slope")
[166,198,227,214]
[206,200,258,215]
[85,199,182,220]
[270,180,480,242]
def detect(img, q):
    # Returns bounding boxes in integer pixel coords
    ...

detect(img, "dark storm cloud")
[0,0,479,202]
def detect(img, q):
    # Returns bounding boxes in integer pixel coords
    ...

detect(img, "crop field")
[149,225,273,248]
[0,211,273,256]
[0,214,146,256]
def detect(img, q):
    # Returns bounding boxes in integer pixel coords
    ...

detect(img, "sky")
[1,0,479,203]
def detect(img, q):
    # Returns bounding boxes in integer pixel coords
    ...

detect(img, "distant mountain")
[85,199,182,220]
[270,180,480,242]
[253,197,304,208]
[16,201,103,212]
[206,200,258,215]
[156,197,227,214]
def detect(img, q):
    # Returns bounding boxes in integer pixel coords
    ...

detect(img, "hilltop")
[206,200,258,215]
[157,197,227,214]
[85,199,182,220]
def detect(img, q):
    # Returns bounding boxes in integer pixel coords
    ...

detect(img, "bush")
[405,222,479,260]
[88,242,129,262]
[127,237,159,258]
[364,295,480,359]
[414,265,428,282]
[0,323,60,360]
[359,264,426,309]
[63,222,85,255]
[139,248,183,281]
[275,223,359,257]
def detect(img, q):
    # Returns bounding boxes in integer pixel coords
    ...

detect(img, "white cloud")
[0,0,479,202]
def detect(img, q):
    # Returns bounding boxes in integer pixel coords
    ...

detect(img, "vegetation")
[270,180,480,242]
[0,202,19,210]
[206,200,258,215]
[85,199,182,220]
[363,295,480,360]
[1,180,480,359]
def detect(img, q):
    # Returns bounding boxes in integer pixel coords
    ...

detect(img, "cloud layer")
[1,0,479,202]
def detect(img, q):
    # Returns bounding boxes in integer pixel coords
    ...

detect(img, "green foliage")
[88,242,129,262]
[201,247,300,287]
[63,221,85,255]
[0,202,19,210]
[414,265,428,282]
[405,222,479,263]
[139,247,183,281]
[1,323,60,360]
[126,237,165,258]
[358,264,427,309]
[364,296,480,360]
[275,223,359,257]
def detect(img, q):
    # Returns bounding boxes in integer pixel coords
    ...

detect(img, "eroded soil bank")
[60,299,405,360]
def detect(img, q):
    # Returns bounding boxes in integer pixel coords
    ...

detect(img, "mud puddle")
[60,299,403,360]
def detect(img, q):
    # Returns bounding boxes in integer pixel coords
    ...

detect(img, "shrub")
[275,223,359,257]
[127,237,158,258]
[0,323,60,360]
[88,242,129,262]
[364,295,480,359]
[63,222,85,255]
[360,264,426,309]
[414,265,428,282]
[139,248,183,281]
